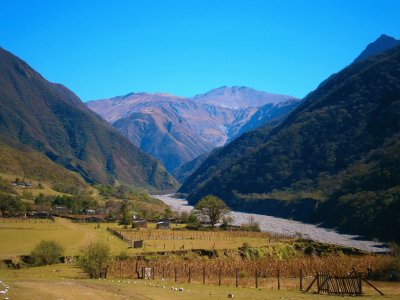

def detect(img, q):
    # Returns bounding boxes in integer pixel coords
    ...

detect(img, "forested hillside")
[0,48,177,191]
[180,46,400,242]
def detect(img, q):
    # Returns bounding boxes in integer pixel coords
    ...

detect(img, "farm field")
[0,218,128,258]
[111,226,284,253]
[0,218,288,258]
[1,264,399,300]
[1,217,400,299]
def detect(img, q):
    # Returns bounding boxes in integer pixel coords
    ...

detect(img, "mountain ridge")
[353,34,400,63]
[88,87,300,173]
[179,44,400,242]
[0,47,178,191]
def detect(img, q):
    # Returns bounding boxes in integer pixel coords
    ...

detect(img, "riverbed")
[153,194,389,253]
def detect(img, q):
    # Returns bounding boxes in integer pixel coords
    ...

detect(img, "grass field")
[109,225,286,253]
[0,218,128,258]
[0,218,287,259]
[0,264,399,300]
[0,218,400,299]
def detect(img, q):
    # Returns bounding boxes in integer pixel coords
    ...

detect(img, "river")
[152,194,389,253]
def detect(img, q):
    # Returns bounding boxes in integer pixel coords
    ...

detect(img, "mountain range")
[0,47,177,191]
[87,87,300,174]
[179,37,400,242]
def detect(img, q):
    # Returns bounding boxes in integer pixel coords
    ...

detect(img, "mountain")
[180,45,400,242]
[0,47,177,191]
[227,98,301,142]
[87,93,237,172]
[172,151,211,183]
[353,34,400,63]
[192,86,296,109]
[88,88,299,173]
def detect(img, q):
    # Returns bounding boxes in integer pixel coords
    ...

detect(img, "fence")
[106,258,387,295]
[304,272,384,296]
[110,261,306,290]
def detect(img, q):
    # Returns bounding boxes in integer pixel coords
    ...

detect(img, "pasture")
[0,217,128,258]
[1,264,399,300]
[0,218,285,258]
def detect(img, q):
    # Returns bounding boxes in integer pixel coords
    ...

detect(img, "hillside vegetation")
[180,46,400,242]
[0,47,177,191]
[0,142,87,194]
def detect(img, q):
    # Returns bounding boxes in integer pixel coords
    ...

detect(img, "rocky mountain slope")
[0,47,177,191]
[88,88,299,173]
[179,44,400,242]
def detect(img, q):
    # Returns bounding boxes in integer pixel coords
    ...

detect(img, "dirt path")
[8,280,152,300]
[55,217,98,247]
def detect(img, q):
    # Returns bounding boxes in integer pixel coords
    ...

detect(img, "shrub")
[79,241,110,278]
[371,256,400,281]
[30,240,64,266]
[238,270,249,278]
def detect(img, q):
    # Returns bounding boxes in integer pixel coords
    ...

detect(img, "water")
[153,194,389,253]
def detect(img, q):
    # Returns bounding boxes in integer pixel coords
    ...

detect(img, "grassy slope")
[0,142,88,194]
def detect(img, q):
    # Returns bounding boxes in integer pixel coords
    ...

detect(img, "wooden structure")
[132,219,147,229]
[133,240,144,248]
[156,221,170,229]
[304,272,384,296]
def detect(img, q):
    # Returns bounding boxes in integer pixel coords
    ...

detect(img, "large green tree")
[194,195,230,228]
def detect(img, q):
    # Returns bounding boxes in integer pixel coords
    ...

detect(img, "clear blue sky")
[1,0,399,101]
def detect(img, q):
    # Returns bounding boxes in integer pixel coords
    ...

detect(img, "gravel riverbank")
[153,194,389,253]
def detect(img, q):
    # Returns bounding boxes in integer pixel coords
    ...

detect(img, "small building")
[28,211,51,219]
[156,221,170,229]
[132,219,147,229]
[84,216,103,223]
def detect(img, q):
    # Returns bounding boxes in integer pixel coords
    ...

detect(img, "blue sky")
[1,0,399,101]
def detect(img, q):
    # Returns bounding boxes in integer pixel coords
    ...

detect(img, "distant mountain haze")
[0,47,178,191]
[87,88,300,174]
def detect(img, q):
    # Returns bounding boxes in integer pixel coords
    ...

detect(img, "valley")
[87,87,300,174]
[153,194,388,253]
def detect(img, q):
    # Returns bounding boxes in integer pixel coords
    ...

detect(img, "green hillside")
[0,142,87,194]
[180,46,400,242]
[0,47,178,191]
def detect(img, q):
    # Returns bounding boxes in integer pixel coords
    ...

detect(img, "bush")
[238,270,249,278]
[30,240,64,266]
[371,256,400,281]
[79,241,110,278]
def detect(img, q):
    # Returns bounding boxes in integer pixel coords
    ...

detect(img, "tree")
[194,195,230,228]
[30,240,64,266]
[79,241,110,279]
[163,207,173,220]
[119,201,132,227]
[221,215,234,230]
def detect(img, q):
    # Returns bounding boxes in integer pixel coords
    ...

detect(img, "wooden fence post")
[235,269,238,287]
[188,267,191,283]
[300,269,303,291]
[277,269,280,290]
[174,267,177,283]
[152,267,155,280]
[202,266,206,284]
[255,269,259,288]
[162,266,165,279]
[316,272,320,293]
